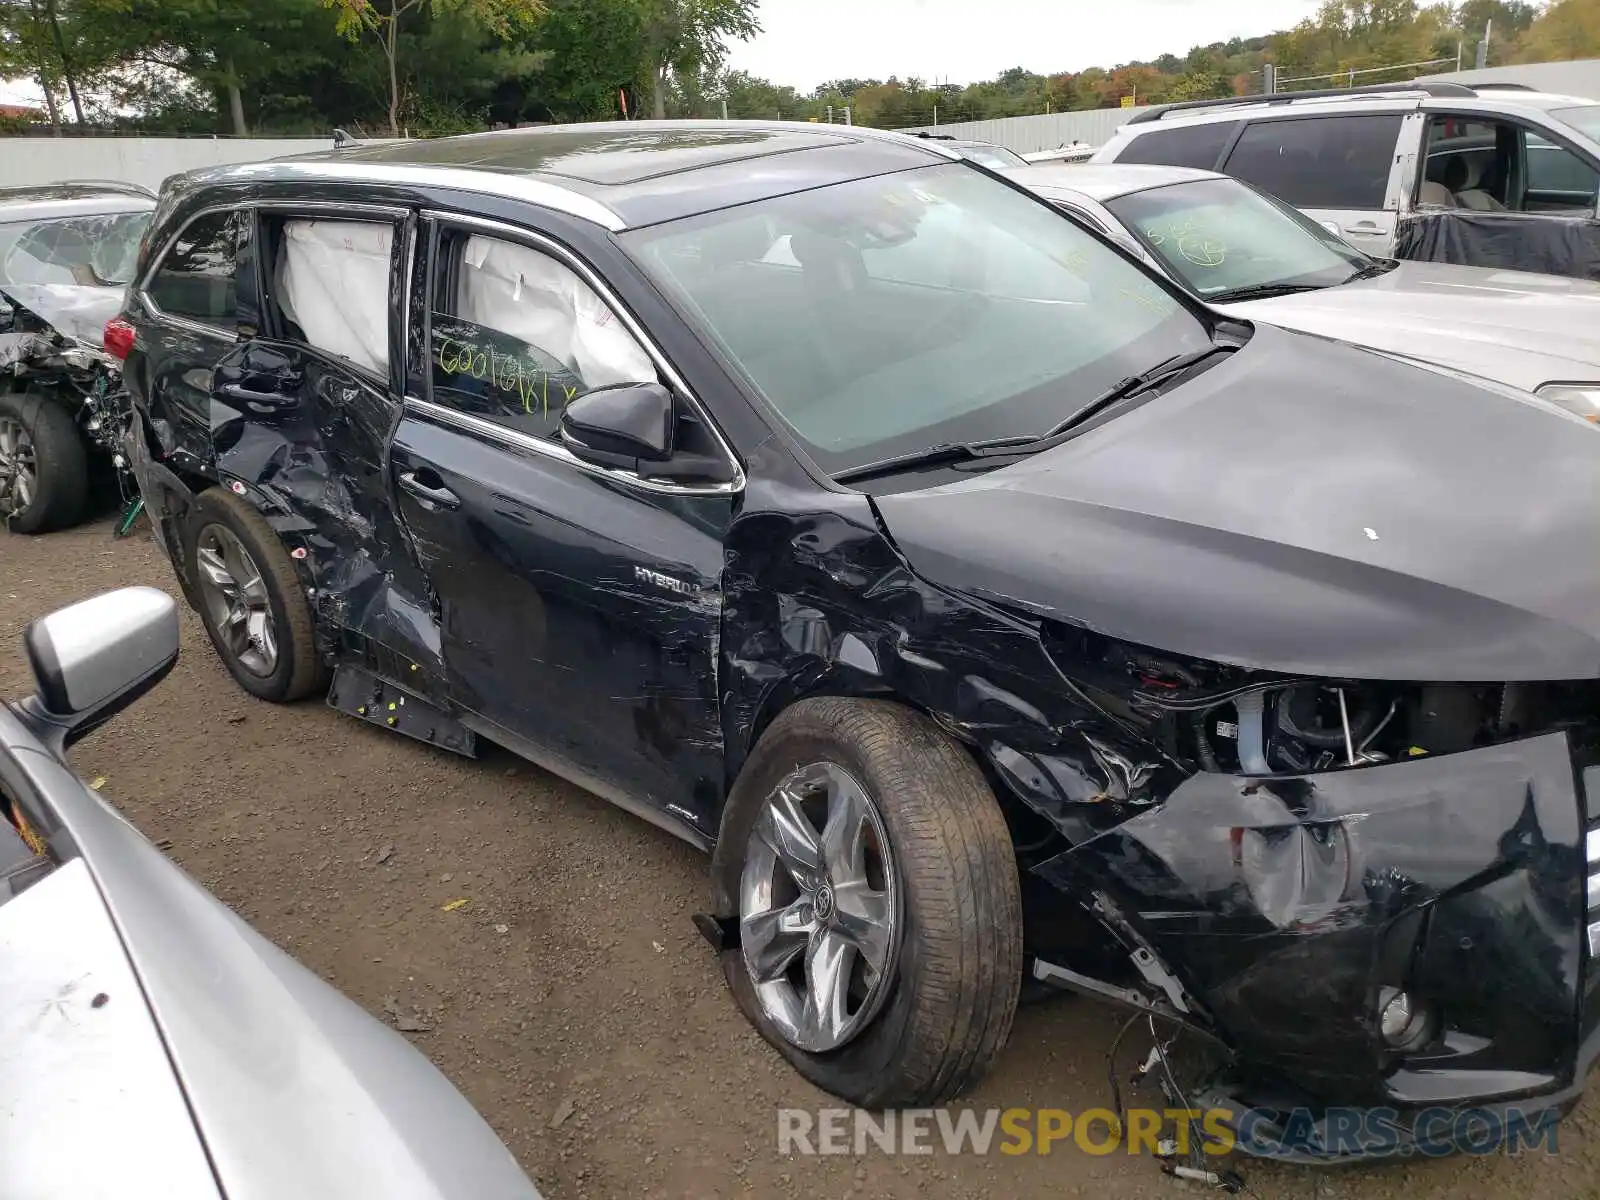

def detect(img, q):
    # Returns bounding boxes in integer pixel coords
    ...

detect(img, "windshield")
[0,210,151,289]
[956,143,1029,169]
[624,164,1210,474]
[1104,177,1370,301]
[1553,104,1600,144]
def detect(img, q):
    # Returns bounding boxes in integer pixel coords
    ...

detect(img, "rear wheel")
[0,392,88,534]
[183,488,325,702]
[716,697,1023,1108]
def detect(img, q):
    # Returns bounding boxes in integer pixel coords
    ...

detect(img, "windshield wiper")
[1207,281,1327,303]
[1035,344,1236,440]
[832,436,1039,484]
[834,345,1234,485]
[1344,257,1400,283]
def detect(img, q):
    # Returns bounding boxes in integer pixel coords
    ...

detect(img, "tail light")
[104,316,135,361]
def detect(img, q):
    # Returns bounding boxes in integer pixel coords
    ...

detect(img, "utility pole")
[1476,20,1492,69]
[826,104,833,123]
[843,105,851,125]
[933,103,938,126]
[1262,62,1276,95]
[720,98,728,120]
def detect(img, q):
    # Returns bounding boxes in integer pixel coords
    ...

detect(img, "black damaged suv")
[120,121,1600,1161]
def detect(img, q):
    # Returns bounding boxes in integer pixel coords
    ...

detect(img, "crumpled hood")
[872,324,1600,682]
[1216,260,1600,392]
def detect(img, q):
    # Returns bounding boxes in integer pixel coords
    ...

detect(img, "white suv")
[1092,81,1600,259]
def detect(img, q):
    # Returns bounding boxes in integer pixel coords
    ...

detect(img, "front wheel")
[715,697,1023,1108]
[0,392,89,534]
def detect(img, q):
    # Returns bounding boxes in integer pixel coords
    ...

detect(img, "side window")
[146,210,246,326]
[1524,131,1600,208]
[1115,121,1239,169]
[268,217,395,375]
[1223,114,1403,209]
[429,232,656,441]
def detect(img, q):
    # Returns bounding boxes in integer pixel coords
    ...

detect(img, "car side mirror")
[22,586,179,748]
[559,382,676,469]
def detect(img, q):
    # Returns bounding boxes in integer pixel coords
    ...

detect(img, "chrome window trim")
[194,160,624,230]
[417,208,746,496]
[403,395,741,497]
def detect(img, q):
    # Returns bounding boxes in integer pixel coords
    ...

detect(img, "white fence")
[0,136,339,193]
[896,107,1156,154]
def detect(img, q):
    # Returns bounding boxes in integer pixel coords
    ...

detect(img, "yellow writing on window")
[434,333,579,420]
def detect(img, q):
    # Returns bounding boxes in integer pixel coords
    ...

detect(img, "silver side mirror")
[22,586,178,747]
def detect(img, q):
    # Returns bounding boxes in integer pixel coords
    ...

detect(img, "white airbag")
[276,219,393,375]
[456,235,654,388]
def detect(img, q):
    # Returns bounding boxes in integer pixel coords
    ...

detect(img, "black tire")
[182,487,326,702]
[714,697,1023,1108]
[0,391,89,534]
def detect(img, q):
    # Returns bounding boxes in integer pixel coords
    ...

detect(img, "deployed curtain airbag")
[275,219,393,375]
[455,235,655,388]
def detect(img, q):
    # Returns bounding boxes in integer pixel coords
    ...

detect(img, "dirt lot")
[4,517,1600,1199]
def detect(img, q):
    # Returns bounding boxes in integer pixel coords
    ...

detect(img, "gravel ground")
[4,517,1599,1199]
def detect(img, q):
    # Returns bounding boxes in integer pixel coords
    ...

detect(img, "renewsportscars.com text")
[777,1105,1561,1158]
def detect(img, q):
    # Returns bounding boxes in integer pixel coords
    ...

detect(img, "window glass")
[1553,104,1600,143]
[147,210,245,325]
[0,210,150,288]
[1116,122,1239,169]
[624,164,1210,475]
[1525,132,1600,201]
[1223,114,1402,208]
[273,218,394,374]
[1106,177,1369,300]
[955,143,1029,169]
[430,234,656,440]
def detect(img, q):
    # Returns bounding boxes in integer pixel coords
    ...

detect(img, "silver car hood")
[1216,259,1600,392]
[1,708,541,1200]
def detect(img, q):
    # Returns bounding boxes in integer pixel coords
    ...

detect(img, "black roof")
[245,121,954,228]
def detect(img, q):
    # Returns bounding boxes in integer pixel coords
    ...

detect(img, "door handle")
[398,469,460,510]
[1345,221,1384,232]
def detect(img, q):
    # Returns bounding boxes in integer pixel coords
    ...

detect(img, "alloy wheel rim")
[0,417,37,518]
[739,761,901,1053]
[194,524,278,677]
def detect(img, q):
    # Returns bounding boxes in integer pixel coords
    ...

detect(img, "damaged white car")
[0,182,153,533]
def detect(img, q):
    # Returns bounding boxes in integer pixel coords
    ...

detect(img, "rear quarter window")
[145,209,247,327]
[1114,122,1240,169]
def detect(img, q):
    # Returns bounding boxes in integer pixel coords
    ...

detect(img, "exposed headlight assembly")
[1536,382,1600,422]
[1163,680,1584,777]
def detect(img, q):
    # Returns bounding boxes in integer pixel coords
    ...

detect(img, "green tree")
[638,0,758,120]
[1513,0,1600,63]
[519,0,644,120]
[0,0,65,130]
[324,0,544,135]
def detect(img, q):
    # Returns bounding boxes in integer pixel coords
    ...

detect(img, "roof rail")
[1124,80,1476,125]
[1468,81,1537,91]
[37,178,158,199]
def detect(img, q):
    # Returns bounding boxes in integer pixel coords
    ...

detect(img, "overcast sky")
[728,0,1324,91]
[1,0,1324,107]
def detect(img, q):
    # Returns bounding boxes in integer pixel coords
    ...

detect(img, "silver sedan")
[1008,162,1600,421]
